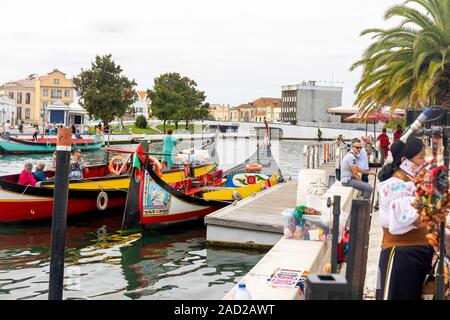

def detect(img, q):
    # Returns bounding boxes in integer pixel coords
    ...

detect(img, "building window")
[17,92,22,104]
[9,92,14,99]
[51,89,57,98]
[54,79,59,85]
[57,90,62,98]
[25,108,30,119]
[64,90,70,97]
[42,102,48,110]
[43,89,48,97]
[26,93,31,104]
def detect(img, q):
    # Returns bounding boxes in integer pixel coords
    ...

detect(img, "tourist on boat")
[377,128,390,166]
[18,162,36,187]
[50,151,57,171]
[340,138,375,199]
[33,162,47,182]
[69,149,88,179]
[393,124,403,142]
[2,120,11,139]
[376,137,431,300]
[162,129,181,169]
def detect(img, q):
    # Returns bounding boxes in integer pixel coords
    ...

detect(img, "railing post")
[329,195,341,274]
[345,199,371,300]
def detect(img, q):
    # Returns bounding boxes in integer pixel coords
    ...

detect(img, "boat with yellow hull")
[0,138,219,222]
[122,121,284,229]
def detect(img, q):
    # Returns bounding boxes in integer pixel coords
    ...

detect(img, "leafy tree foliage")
[73,54,137,127]
[351,0,450,115]
[147,73,210,132]
[135,115,147,129]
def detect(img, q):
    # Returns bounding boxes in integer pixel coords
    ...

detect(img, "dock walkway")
[205,161,337,248]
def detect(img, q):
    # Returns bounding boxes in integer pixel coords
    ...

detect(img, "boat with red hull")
[121,121,283,229]
[0,139,219,223]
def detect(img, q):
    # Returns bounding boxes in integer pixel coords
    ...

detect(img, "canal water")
[0,138,314,300]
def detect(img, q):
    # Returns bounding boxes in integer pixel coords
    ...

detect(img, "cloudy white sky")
[0,0,398,106]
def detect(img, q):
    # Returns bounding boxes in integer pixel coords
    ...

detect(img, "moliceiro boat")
[0,139,219,222]
[0,135,104,155]
[121,121,284,230]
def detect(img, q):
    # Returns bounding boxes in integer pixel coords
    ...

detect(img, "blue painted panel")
[50,110,65,124]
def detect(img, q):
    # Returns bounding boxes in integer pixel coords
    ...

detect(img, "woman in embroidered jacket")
[376,137,431,300]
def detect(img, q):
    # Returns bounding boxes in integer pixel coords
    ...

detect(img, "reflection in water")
[0,138,313,299]
[0,216,266,300]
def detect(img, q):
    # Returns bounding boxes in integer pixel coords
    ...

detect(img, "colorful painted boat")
[0,135,104,155]
[121,121,284,229]
[0,139,219,222]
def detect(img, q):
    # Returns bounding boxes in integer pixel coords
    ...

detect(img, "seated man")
[33,162,47,182]
[69,149,88,179]
[340,138,376,199]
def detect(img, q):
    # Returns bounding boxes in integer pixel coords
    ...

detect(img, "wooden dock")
[205,162,338,248]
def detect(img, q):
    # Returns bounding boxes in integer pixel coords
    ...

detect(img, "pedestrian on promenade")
[393,124,403,141]
[45,121,50,135]
[18,121,23,134]
[358,137,370,183]
[340,138,376,199]
[375,137,431,300]
[2,120,11,139]
[377,128,390,166]
[32,123,39,141]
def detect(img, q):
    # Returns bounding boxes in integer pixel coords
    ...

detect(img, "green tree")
[135,115,147,129]
[351,0,450,115]
[147,72,208,132]
[73,54,137,127]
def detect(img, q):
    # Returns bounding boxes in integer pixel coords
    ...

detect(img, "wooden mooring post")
[48,128,72,300]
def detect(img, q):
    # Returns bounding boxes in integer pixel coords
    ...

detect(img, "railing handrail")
[303,141,340,169]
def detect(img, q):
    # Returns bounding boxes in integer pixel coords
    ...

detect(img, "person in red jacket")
[18,162,36,187]
[377,128,391,166]
[393,125,403,141]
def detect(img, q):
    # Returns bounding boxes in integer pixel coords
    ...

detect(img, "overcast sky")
[0,0,398,106]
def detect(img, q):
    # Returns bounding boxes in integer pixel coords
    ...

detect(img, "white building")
[131,91,151,118]
[0,94,16,126]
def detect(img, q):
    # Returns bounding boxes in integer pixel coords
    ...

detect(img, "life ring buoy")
[46,141,51,148]
[96,191,108,211]
[245,164,262,172]
[149,156,163,177]
[108,155,128,175]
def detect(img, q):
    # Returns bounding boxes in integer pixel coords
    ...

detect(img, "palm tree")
[351,0,450,115]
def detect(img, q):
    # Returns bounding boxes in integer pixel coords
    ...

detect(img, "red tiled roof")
[251,97,282,108]
[137,91,147,100]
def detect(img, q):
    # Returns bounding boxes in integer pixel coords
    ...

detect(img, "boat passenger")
[49,151,57,172]
[18,162,36,187]
[376,137,431,300]
[32,123,39,141]
[33,162,47,182]
[162,129,181,169]
[69,149,88,179]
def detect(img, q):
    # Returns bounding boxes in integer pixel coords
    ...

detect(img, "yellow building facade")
[35,69,74,125]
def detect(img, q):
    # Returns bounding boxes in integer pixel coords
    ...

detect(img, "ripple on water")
[0,139,314,299]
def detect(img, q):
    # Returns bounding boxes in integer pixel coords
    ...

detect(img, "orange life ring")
[245,163,262,172]
[108,156,128,175]
[149,156,163,177]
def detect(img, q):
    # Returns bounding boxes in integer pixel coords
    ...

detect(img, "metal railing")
[303,141,339,169]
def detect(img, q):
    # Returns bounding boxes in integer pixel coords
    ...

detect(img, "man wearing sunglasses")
[340,138,375,199]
